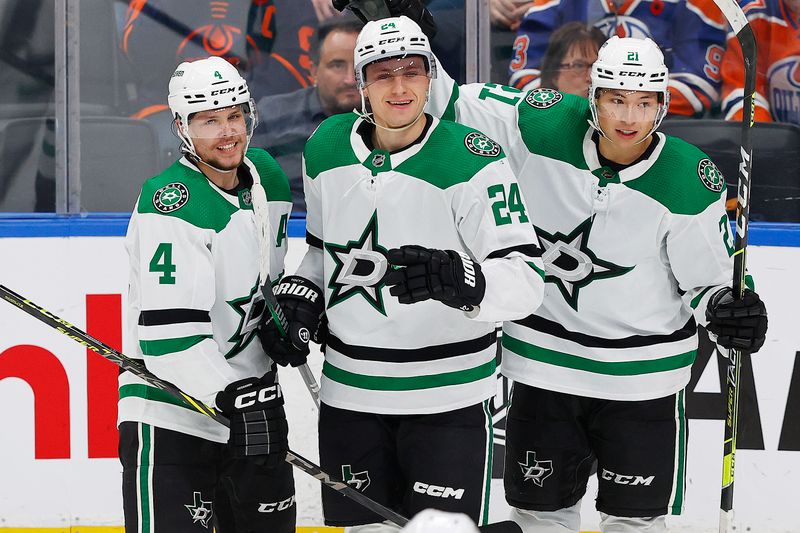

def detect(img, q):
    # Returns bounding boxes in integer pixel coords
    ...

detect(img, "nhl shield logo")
[464,131,501,157]
[371,153,386,168]
[697,158,725,193]
[525,88,563,109]
[153,182,190,213]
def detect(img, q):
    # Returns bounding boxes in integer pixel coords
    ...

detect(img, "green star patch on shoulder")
[697,158,725,193]
[464,131,501,157]
[153,182,190,213]
[525,88,563,109]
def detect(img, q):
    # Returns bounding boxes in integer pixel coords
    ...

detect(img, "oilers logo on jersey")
[595,15,653,39]
[324,211,390,315]
[536,217,634,311]
[768,57,800,124]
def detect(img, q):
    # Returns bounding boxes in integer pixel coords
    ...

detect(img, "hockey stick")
[260,276,321,408]
[0,283,407,527]
[709,1,757,532]
[250,182,322,409]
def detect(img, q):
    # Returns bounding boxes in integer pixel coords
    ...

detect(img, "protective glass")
[596,96,662,123]
[363,57,431,89]
[187,104,256,139]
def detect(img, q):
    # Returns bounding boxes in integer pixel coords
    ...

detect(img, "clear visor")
[186,104,256,140]
[595,91,663,123]
[363,57,431,88]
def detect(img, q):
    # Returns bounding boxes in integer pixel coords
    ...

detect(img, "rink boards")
[0,217,798,532]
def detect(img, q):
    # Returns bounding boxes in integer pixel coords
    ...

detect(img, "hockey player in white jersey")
[417,32,769,533]
[121,56,296,532]
[266,15,546,532]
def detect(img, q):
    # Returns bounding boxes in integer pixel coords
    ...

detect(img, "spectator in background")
[507,0,727,117]
[253,15,363,215]
[488,0,535,94]
[720,0,800,125]
[538,21,605,97]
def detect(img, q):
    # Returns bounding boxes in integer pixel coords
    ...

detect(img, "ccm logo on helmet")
[618,71,647,77]
[413,482,465,500]
[233,384,281,410]
[379,36,405,44]
[210,88,236,96]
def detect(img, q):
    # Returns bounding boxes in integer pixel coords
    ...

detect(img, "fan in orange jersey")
[721,0,800,125]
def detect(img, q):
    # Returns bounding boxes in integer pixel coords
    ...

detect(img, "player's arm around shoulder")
[453,127,546,323]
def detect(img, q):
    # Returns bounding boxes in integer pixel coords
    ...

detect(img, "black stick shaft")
[709,1,757,530]
[0,283,407,527]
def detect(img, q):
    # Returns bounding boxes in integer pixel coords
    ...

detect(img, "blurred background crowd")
[0,0,797,220]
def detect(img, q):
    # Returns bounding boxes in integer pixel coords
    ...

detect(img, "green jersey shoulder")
[245,147,291,203]
[304,112,361,179]
[517,90,592,169]
[626,135,726,215]
[138,148,289,231]
[395,118,506,190]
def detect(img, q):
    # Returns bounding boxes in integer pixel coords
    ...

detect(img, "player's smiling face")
[188,105,248,171]
[363,55,430,128]
[596,89,659,148]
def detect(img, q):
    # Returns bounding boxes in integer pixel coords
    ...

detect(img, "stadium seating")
[661,119,800,223]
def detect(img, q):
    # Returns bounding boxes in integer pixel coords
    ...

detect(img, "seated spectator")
[252,15,363,215]
[538,21,605,97]
[507,0,727,117]
[721,0,800,125]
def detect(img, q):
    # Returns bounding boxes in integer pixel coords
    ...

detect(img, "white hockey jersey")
[428,74,736,401]
[296,113,546,414]
[121,148,292,442]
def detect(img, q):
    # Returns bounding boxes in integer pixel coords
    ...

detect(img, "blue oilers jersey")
[508,0,728,117]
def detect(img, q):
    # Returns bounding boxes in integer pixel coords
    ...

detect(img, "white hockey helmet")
[401,509,479,533]
[354,15,437,89]
[167,56,258,159]
[588,36,670,139]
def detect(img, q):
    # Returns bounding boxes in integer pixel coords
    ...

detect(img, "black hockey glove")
[332,0,437,39]
[706,287,768,353]
[215,371,288,468]
[258,275,326,367]
[384,245,486,313]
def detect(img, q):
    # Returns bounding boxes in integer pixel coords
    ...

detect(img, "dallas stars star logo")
[225,280,266,358]
[518,451,553,487]
[536,217,634,310]
[325,211,390,315]
[185,491,213,528]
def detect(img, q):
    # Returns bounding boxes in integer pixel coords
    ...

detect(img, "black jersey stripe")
[487,244,543,260]
[138,308,211,326]
[326,331,497,363]
[511,315,696,349]
[307,232,323,249]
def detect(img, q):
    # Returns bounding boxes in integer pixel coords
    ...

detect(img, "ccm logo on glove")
[233,384,282,410]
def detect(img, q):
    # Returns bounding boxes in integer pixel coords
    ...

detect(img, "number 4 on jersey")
[149,242,176,284]
[488,183,529,225]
